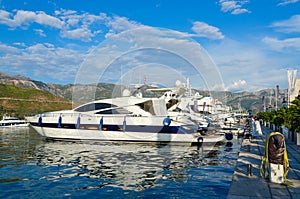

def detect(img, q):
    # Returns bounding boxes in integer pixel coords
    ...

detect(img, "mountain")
[0,72,65,97]
[0,72,287,114]
[0,72,126,103]
[0,84,72,118]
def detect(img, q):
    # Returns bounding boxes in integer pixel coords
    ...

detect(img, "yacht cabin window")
[74,103,117,112]
[96,108,132,114]
[136,100,155,115]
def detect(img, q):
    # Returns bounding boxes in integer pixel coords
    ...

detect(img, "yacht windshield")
[95,108,132,114]
[74,103,117,112]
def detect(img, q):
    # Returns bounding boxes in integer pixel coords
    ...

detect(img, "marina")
[0,2,299,198]
[1,81,299,198]
[1,109,300,198]
[25,82,230,145]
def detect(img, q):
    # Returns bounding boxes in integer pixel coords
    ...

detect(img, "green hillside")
[0,84,72,118]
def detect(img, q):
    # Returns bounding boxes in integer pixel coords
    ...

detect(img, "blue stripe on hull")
[30,123,189,134]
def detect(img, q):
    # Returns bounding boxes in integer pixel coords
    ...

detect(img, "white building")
[290,78,300,103]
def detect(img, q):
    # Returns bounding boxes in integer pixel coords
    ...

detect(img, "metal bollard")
[247,164,252,176]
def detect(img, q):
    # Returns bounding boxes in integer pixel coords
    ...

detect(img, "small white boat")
[0,116,30,128]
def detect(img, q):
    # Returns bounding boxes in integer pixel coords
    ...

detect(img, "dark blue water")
[0,128,241,198]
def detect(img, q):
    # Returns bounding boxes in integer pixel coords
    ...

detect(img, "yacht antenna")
[186,77,192,97]
[144,76,147,86]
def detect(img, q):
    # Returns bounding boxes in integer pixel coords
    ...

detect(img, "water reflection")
[0,128,241,198]
[33,139,224,191]
[1,128,34,168]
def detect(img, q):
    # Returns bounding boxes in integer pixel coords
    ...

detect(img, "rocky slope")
[0,72,64,97]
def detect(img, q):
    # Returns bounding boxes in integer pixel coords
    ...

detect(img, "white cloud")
[0,10,11,24]
[31,11,64,28]
[262,37,300,52]
[191,21,224,40]
[34,29,46,37]
[220,1,238,12]
[0,9,107,42]
[27,43,51,52]
[277,0,299,6]
[0,10,64,28]
[54,9,77,16]
[2,8,298,91]
[0,43,19,53]
[105,15,142,38]
[60,28,94,42]
[54,10,112,41]
[1,9,225,43]
[56,9,107,28]
[74,26,225,97]
[225,80,248,92]
[13,42,27,47]
[206,38,294,91]
[0,42,85,83]
[271,15,300,33]
[231,8,249,15]
[219,0,250,15]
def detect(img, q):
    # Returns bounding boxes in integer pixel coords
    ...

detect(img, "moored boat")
[26,96,225,145]
[0,116,30,128]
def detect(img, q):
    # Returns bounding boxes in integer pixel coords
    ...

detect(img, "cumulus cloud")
[55,9,107,29]
[0,10,11,24]
[225,80,247,92]
[0,9,107,42]
[73,26,225,98]
[60,28,94,42]
[191,21,224,40]
[205,37,293,92]
[104,15,145,39]
[231,8,249,15]
[219,0,250,14]
[0,8,226,42]
[277,0,299,6]
[262,37,300,52]
[106,16,141,31]
[0,9,228,86]
[265,15,300,52]
[0,42,85,83]
[0,43,19,53]
[13,42,27,47]
[34,29,46,37]
[270,15,300,33]
[0,10,64,28]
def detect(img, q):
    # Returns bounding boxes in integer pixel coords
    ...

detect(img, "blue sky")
[0,0,299,92]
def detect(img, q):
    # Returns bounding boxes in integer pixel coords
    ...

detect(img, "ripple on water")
[0,128,241,198]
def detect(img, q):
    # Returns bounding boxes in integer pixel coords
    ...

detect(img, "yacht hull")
[30,125,225,145]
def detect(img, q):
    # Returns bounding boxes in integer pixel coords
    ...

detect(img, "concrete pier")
[227,126,300,199]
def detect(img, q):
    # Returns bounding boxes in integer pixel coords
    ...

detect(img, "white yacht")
[25,95,225,145]
[0,116,30,128]
[147,83,211,132]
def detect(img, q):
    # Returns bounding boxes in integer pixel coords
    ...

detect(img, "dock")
[227,126,300,199]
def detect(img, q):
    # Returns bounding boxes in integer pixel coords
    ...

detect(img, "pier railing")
[260,120,300,146]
